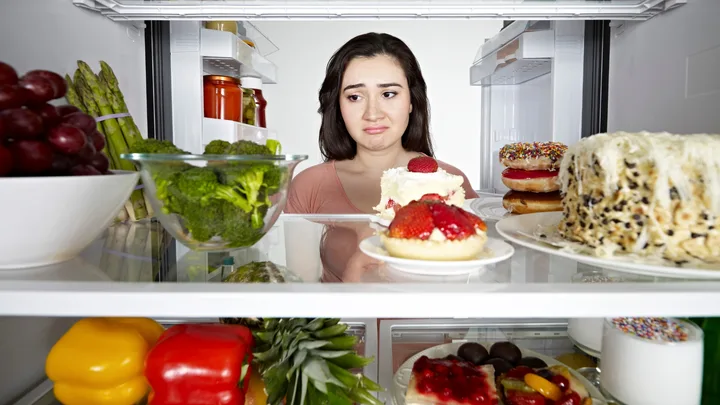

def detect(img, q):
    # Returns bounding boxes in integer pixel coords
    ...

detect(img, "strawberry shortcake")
[380,199,488,261]
[374,156,466,220]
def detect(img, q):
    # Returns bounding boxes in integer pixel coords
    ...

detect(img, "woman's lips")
[364,126,388,134]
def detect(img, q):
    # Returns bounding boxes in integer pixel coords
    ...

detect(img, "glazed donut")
[501,168,560,193]
[499,142,568,171]
[503,190,562,215]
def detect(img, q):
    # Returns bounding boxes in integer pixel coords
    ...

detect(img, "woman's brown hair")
[318,32,434,161]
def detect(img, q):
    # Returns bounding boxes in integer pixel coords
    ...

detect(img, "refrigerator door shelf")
[470,29,554,86]
[73,0,687,21]
[201,28,277,84]
[202,118,277,148]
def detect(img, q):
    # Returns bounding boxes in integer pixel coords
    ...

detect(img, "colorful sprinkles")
[499,142,568,162]
[612,317,689,342]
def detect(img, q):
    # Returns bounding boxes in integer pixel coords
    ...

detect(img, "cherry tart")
[406,356,499,405]
[497,365,593,405]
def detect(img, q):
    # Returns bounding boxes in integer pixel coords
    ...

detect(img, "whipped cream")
[374,167,466,220]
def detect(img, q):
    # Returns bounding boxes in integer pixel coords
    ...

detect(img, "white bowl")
[0,171,140,269]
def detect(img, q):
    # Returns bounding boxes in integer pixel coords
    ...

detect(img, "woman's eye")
[347,94,361,102]
[383,91,397,99]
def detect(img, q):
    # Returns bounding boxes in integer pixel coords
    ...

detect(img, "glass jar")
[203,75,243,122]
[240,76,267,128]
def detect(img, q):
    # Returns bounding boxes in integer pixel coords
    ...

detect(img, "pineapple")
[251,318,384,405]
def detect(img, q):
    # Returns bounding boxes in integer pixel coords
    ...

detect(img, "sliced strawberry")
[408,156,439,173]
[457,206,488,232]
[428,203,475,240]
[419,193,443,202]
[388,201,434,240]
[506,390,547,405]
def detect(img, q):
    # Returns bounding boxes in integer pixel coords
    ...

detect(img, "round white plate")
[469,197,510,221]
[495,212,720,279]
[359,236,514,275]
[391,342,606,405]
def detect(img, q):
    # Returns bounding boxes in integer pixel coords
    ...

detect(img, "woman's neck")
[352,144,417,172]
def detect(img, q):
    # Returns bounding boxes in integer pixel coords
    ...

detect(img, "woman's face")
[339,54,412,153]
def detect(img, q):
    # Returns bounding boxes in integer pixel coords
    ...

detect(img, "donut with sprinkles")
[499,142,568,171]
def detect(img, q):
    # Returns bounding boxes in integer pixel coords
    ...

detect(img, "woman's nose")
[362,98,384,121]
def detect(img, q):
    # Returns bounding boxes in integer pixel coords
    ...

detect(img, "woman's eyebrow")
[343,82,403,92]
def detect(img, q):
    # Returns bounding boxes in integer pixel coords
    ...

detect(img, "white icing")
[559,131,720,212]
[374,166,466,219]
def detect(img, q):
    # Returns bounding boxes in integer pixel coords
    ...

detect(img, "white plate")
[391,342,606,405]
[359,236,514,275]
[469,197,511,221]
[495,212,720,279]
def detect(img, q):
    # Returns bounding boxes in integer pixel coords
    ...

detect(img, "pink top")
[285,160,479,214]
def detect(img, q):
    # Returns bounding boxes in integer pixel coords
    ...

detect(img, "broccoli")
[130,139,189,154]
[204,140,232,155]
[143,138,284,249]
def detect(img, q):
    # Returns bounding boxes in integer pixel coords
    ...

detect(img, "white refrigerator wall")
[0,1,147,402]
[253,20,503,188]
[608,0,720,134]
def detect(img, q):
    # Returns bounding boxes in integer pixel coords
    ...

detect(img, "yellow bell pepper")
[46,317,164,405]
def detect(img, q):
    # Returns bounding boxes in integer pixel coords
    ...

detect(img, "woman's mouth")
[364,126,388,135]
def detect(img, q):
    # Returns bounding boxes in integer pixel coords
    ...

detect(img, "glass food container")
[241,76,267,128]
[204,21,238,35]
[203,75,243,122]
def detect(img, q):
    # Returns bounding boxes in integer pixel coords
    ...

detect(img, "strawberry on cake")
[380,199,488,261]
[406,355,499,405]
[374,156,466,220]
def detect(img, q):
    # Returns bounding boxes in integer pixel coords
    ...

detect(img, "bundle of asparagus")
[64,60,153,222]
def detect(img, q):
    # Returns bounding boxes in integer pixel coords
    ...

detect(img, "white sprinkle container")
[568,318,604,356]
[600,317,704,405]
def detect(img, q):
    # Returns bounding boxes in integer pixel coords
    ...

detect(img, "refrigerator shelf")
[201,28,277,84]
[202,118,277,147]
[73,0,686,21]
[11,318,378,405]
[1,216,720,319]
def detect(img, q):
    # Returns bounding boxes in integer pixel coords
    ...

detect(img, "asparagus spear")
[63,75,88,114]
[75,74,117,168]
[100,61,143,147]
[77,61,148,220]
[97,75,139,150]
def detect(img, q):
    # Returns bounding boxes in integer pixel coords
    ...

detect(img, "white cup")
[600,317,703,405]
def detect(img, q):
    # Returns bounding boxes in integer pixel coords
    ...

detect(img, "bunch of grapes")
[0,61,111,177]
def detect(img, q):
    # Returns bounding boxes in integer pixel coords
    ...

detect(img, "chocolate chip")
[599,236,605,243]
[624,159,637,169]
[629,182,639,190]
[675,260,688,266]
[589,223,594,230]
[641,197,649,204]
[582,196,591,207]
[625,223,631,229]
[602,219,609,225]
[633,171,640,177]
[567,166,573,174]
[702,213,709,220]
[643,242,649,249]
[632,214,642,221]
[710,226,715,230]
[614,205,623,211]
[612,218,622,224]
[539,234,547,239]
[691,232,704,239]
[604,207,611,213]
[580,221,586,228]
[667,229,675,236]
[637,221,644,227]
[655,243,665,247]
[643,183,651,191]
[669,186,679,200]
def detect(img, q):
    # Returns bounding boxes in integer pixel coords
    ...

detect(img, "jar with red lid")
[240,76,267,128]
[203,75,243,122]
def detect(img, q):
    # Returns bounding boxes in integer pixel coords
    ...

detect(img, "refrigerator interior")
[1,0,719,403]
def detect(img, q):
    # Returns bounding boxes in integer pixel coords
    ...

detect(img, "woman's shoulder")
[436,159,465,176]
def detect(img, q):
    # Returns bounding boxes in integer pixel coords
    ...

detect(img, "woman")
[285,32,478,214]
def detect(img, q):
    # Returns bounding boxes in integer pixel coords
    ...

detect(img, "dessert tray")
[391,342,606,405]
[359,236,514,275]
[496,212,720,279]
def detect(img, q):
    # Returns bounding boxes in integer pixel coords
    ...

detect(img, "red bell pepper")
[145,324,254,405]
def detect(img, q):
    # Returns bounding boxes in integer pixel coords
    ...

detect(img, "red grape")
[31,103,61,128]
[23,70,67,99]
[0,85,29,110]
[19,76,55,105]
[62,112,97,135]
[89,130,106,151]
[70,164,102,176]
[76,140,97,162]
[47,124,88,155]
[56,105,81,116]
[49,153,76,175]
[0,144,12,176]
[0,62,18,86]
[88,152,110,173]
[9,140,53,174]
[1,108,44,139]
[0,115,7,141]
